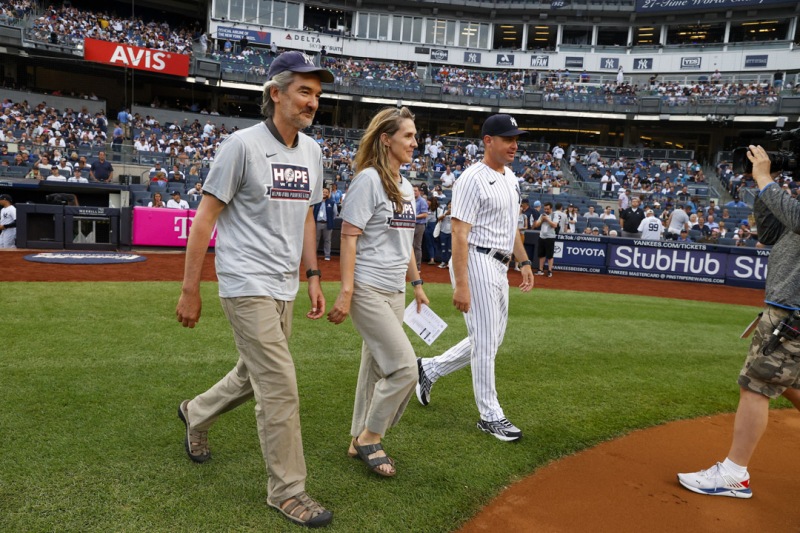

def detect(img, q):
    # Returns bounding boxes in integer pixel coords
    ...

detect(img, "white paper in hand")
[403,302,447,346]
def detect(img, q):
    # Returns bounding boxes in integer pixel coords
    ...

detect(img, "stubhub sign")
[524,232,768,288]
[83,38,190,77]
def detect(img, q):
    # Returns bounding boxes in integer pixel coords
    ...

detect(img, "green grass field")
[0,281,782,532]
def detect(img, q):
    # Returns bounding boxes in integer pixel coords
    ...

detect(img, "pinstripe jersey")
[451,160,521,255]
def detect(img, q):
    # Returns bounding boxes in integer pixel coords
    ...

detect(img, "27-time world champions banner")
[636,0,795,13]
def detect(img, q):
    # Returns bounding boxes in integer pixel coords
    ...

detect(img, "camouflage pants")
[738,305,800,398]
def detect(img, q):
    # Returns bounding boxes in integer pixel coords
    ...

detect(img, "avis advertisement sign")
[83,38,190,77]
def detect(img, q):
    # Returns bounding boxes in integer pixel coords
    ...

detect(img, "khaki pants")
[187,296,306,504]
[349,282,417,437]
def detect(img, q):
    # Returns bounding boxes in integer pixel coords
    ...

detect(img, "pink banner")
[132,207,216,247]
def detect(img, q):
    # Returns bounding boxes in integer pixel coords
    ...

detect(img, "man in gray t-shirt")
[666,204,692,239]
[175,51,333,529]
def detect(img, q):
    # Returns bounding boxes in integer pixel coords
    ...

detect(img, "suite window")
[526,25,556,50]
[243,0,256,25]
[412,17,423,43]
[493,23,522,49]
[378,14,390,40]
[229,0,243,21]
[634,26,658,46]
[257,0,270,24]
[273,1,286,28]
[562,26,592,45]
[392,16,402,41]
[596,26,628,47]
[445,20,456,46]
[666,22,725,45]
[729,20,789,43]
[394,16,423,43]
[459,22,478,48]
[356,13,367,38]
[286,3,300,29]
[214,0,228,20]
[425,18,456,46]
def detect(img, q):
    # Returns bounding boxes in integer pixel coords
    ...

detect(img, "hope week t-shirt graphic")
[267,163,312,201]
[389,200,416,230]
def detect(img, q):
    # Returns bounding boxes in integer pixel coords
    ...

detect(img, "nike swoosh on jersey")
[266,152,277,158]
[488,180,496,185]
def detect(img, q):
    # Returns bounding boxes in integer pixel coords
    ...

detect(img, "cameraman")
[678,145,800,499]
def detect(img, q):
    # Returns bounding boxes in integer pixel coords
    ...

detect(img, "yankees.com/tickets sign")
[83,38,190,77]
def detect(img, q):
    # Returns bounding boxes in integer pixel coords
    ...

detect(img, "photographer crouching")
[677,145,800,499]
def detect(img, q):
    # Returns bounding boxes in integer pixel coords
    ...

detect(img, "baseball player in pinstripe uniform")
[415,114,535,441]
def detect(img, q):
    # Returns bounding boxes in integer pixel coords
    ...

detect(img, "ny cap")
[0,193,12,202]
[267,51,334,83]
[481,114,526,138]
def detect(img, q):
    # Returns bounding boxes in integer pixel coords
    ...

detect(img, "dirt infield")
[4,249,796,532]
[0,250,765,308]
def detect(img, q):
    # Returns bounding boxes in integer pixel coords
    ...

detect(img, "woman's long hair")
[354,106,415,212]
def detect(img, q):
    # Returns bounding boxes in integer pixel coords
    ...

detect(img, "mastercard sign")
[83,38,190,77]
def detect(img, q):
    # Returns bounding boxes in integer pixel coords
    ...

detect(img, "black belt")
[475,246,511,265]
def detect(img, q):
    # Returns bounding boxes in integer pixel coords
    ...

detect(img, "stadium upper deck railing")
[6,23,799,118]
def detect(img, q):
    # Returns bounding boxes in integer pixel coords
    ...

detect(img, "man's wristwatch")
[519,260,533,268]
[306,269,322,279]
[411,279,424,287]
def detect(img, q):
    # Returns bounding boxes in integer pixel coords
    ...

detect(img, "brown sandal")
[268,491,333,528]
[178,400,210,463]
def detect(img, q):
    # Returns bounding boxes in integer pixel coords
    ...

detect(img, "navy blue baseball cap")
[481,114,527,138]
[0,194,12,202]
[267,51,334,83]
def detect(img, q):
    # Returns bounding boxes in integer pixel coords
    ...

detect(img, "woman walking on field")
[327,106,428,477]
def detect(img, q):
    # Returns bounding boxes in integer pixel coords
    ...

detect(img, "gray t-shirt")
[537,212,559,239]
[668,209,690,234]
[202,121,323,300]
[340,167,415,292]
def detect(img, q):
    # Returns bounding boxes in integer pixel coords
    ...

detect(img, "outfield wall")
[524,232,768,289]
[129,209,767,289]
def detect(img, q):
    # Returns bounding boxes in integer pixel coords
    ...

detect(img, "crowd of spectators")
[27,3,199,55]
[323,56,420,86]
[716,158,799,204]
[434,66,526,97]
[0,97,109,158]
[0,0,32,24]
[540,80,638,103]
[649,80,779,107]
[0,96,243,184]
[576,151,710,204]
[129,114,239,166]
